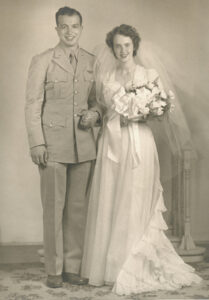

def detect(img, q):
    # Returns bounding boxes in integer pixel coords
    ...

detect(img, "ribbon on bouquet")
[106,112,121,163]
[106,111,141,168]
[128,122,141,168]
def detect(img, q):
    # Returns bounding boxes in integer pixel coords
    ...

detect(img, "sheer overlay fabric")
[81,66,201,295]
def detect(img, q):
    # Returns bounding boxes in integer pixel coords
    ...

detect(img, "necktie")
[69,53,77,72]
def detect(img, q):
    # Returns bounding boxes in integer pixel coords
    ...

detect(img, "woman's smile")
[113,34,134,63]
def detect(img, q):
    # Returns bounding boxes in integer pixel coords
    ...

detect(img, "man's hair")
[55,6,83,25]
[106,24,141,57]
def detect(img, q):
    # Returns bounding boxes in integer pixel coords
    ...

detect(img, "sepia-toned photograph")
[0,0,209,299]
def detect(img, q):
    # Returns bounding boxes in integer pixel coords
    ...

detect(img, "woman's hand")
[120,115,129,127]
[120,115,147,127]
[128,115,147,123]
[79,110,100,129]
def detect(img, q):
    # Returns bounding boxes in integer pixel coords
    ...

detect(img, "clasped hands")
[78,109,100,129]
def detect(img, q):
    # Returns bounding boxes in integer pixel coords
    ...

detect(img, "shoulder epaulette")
[80,48,95,57]
[37,48,54,58]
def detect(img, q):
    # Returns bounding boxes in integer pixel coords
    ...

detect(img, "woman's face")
[113,34,134,63]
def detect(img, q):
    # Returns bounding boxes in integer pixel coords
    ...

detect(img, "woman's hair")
[106,24,141,57]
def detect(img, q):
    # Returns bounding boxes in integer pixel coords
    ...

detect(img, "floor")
[0,260,209,300]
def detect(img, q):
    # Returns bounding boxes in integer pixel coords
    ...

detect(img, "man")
[25,6,101,288]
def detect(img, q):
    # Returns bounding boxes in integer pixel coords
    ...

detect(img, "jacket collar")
[52,44,74,74]
[52,44,87,75]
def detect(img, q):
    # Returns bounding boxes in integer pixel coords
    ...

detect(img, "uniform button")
[74,78,78,83]
[54,79,58,83]
[49,122,53,127]
[74,90,78,95]
[74,102,78,106]
[74,113,77,117]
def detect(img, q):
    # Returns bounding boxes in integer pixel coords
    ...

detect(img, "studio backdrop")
[0,0,208,246]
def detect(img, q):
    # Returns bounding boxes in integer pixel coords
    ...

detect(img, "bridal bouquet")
[111,74,174,121]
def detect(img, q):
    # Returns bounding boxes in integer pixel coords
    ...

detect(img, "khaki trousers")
[39,160,93,275]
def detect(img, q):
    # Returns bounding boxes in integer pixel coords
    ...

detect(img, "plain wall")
[0,0,208,243]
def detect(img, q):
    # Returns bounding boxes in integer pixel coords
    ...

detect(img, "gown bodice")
[100,65,158,168]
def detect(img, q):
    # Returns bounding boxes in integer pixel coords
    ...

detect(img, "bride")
[81,24,201,295]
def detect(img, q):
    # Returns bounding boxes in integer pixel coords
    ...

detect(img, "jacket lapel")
[52,45,74,74]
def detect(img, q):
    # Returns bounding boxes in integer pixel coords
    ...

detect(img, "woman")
[81,24,201,295]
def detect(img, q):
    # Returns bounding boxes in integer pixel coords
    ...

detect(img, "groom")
[25,6,101,288]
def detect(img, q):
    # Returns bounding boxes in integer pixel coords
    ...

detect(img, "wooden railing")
[171,149,205,262]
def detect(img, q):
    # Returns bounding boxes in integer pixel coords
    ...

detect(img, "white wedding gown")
[81,65,201,295]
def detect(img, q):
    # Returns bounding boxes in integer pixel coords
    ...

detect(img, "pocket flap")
[46,70,68,83]
[45,82,54,91]
[84,69,94,82]
[42,114,66,127]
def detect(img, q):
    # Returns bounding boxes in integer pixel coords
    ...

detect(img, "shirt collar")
[58,43,79,60]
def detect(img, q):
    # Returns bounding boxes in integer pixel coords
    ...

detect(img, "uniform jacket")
[25,44,101,163]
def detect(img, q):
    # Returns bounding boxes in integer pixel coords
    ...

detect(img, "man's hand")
[30,145,48,167]
[79,110,100,129]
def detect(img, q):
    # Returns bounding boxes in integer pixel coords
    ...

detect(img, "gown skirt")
[81,69,202,295]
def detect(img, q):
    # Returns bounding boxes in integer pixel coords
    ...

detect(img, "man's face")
[56,14,82,48]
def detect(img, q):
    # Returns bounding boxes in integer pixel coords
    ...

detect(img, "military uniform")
[25,44,101,276]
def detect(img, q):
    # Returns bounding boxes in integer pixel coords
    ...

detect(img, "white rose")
[147,81,154,89]
[170,103,175,112]
[151,87,160,97]
[151,101,161,109]
[141,107,150,115]
[133,74,147,87]
[160,90,167,99]
[125,81,134,92]
[157,108,164,116]
[168,90,175,99]
[158,100,167,107]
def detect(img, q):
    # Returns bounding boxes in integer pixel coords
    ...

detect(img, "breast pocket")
[84,69,94,82]
[45,71,69,99]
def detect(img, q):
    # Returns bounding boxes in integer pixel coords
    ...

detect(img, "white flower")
[170,103,175,112]
[132,73,148,87]
[157,108,164,116]
[160,90,167,99]
[140,107,150,115]
[111,75,173,120]
[138,87,151,98]
[147,81,154,90]
[168,90,175,99]
[125,81,134,92]
[150,101,161,109]
[151,87,160,97]
[158,100,167,107]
